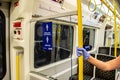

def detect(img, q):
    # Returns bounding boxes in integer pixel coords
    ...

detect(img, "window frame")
[33,21,75,68]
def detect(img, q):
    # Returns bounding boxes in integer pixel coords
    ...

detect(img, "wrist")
[87,56,93,61]
[84,53,90,60]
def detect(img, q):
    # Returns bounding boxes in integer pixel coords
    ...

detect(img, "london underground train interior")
[1,0,120,80]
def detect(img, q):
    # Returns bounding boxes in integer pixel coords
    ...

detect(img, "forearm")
[87,56,109,71]
[76,48,120,70]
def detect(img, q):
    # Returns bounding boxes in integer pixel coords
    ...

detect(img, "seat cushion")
[84,75,93,80]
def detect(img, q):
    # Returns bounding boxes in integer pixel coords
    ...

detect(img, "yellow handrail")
[113,0,117,57]
[16,53,20,80]
[77,0,83,80]
[101,0,120,20]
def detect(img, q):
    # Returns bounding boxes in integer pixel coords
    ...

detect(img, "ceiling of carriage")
[0,0,120,16]
[116,0,120,13]
[109,0,120,15]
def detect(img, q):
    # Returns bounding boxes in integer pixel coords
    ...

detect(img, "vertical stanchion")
[113,0,117,57]
[16,53,20,80]
[77,0,83,80]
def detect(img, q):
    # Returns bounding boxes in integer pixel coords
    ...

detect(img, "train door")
[0,2,10,80]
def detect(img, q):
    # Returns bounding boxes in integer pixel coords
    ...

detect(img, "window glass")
[0,10,6,79]
[104,25,113,46]
[34,21,74,68]
[83,28,95,51]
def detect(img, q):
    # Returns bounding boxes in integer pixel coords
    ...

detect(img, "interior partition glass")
[83,28,95,51]
[34,21,74,68]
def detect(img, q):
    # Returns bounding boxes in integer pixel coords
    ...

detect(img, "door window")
[0,10,6,79]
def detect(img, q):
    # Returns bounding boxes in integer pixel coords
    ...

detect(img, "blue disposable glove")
[76,47,90,60]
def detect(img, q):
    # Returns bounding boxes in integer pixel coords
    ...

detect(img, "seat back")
[83,54,95,76]
[69,54,95,80]
[98,47,120,56]
[95,54,116,80]
[110,47,120,56]
[98,47,110,55]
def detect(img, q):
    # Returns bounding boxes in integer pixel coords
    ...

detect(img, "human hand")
[76,47,90,60]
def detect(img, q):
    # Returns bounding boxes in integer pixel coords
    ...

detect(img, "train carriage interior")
[1,0,120,80]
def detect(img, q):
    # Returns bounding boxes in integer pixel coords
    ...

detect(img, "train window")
[83,28,95,51]
[34,21,74,68]
[0,10,6,79]
[104,25,113,46]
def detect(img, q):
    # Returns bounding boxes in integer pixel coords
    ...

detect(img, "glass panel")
[83,28,95,51]
[0,10,6,79]
[34,21,74,68]
[0,17,3,76]
[58,25,73,60]
[104,25,113,47]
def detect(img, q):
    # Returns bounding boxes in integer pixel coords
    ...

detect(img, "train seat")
[98,47,120,56]
[98,47,110,55]
[93,54,116,80]
[110,47,120,56]
[83,54,95,80]
[69,54,95,80]
[69,74,78,80]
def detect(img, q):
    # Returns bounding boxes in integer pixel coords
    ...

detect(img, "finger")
[77,53,82,56]
[77,51,83,54]
[77,47,84,51]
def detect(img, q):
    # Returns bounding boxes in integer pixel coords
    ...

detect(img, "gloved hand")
[76,47,90,60]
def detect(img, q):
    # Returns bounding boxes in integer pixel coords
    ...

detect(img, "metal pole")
[16,53,20,80]
[77,0,83,80]
[30,11,77,22]
[113,0,117,57]
[101,0,120,20]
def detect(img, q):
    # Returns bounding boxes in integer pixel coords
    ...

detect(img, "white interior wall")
[9,0,114,80]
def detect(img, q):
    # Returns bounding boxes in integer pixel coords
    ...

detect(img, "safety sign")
[42,22,53,50]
